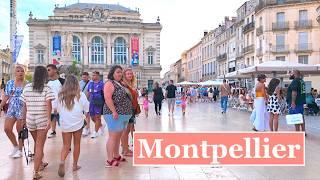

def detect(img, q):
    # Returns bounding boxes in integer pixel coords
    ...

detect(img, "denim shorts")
[104,114,131,132]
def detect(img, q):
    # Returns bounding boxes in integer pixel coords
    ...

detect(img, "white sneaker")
[91,131,98,139]
[9,147,19,157]
[12,150,22,158]
[82,128,89,137]
[98,125,105,136]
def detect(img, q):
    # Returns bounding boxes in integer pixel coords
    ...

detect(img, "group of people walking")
[252,70,307,133]
[0,64,141,179]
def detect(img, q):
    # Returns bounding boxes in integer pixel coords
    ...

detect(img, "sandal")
[114,155,126,162]
[39,162,49,171]
[33,171,42,180]
[73,165,81,171]
[105,159,119,168]
[123,150,133,157]
[58,163,65,177]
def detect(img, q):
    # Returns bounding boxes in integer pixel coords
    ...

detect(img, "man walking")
[287,70,306,134]
[88,71,105,138]
[220,79,230,114]
[80,72,91,136]
[47,64,64,138]
[165,80,177,115]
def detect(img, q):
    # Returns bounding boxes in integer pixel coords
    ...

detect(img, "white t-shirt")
[56,92,89,132]
[48,79,62,112]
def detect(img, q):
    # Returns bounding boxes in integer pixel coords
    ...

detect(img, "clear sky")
[0,0,246,75]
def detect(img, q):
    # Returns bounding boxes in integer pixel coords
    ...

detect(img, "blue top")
[87,80,104,102]
[5,80,24,98]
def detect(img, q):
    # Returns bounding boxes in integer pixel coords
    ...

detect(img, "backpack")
[58,78,65,86]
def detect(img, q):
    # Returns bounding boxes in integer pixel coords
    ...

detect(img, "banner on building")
[52,34,61,64]
[131,36,139,66]
[12,35,23,63]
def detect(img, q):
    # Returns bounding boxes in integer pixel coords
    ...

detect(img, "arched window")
[72,36,81,62]
[114,37,127,64]
[91,36,104,64]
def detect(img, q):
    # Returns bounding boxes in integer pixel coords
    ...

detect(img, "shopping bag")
[250,109,256,124]
[286,113,303,125]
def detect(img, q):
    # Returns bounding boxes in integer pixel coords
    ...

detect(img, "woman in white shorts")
[55,75,89,177]
[21,66,54,180]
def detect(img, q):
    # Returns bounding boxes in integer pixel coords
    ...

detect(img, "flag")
[12,35,24,63]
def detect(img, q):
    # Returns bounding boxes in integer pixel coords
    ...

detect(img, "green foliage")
[25,72,33,82]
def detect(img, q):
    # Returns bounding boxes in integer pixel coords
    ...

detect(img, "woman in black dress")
[152,82,164,116]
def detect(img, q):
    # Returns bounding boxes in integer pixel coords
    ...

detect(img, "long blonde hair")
[122,68,136,88]
[58,75,81,110]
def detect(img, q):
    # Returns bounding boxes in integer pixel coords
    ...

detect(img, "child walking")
[143,95,151,118]
[55,75,89,177]
[181,92,187,116]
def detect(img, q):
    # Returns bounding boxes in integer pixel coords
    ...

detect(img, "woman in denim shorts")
[103,65,133,167]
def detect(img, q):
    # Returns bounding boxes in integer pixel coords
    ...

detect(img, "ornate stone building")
[27,3,162,89]
[0,48,11,81]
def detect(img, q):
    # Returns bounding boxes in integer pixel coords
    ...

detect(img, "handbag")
[286,113,303,125]
[250,109,256,124]
[19,125,31,165]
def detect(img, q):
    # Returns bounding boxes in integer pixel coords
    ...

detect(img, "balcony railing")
[243,45,255,54]
[295,43,313,53]
[256,26,263,36]
[271,45,290,54]
[255,0,317,12]
[294,20,312,29]
[243,22,255,34]
[256,48,263,57]
[272,22,289,31]
[216,53,227,61]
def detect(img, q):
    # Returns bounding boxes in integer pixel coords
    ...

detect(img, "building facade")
[201,31,216,81]
[255,0,320,65]
[0,48,11,81]
[186,42,202,82]
[27,3,162,89]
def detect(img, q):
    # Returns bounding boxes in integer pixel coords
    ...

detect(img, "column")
[83,32,88,66]
[88,45,91,65]
[106,33,111,65]
[48,31,52,64]
[104,46,107,64]
[127,46,130,65]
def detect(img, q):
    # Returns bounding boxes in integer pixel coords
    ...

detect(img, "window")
[72,36,81,62]
[114,37,127,64]
[276,56,286,61]
[37,50,44,64]
[298,55,308,64]
[91,36,104,64]
[276,34,285,51]
[298,32,308,50]
[147,51,154,64]
[276,12,285,23]
[259,17,262,26]
[299,10,308,22]
[277,0,285,4]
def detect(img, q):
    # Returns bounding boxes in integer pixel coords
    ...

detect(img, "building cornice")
[27,19,162,30]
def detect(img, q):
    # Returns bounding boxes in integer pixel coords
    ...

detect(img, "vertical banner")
[52,34,61,64]
[131,36,139,66]
[12,35,23,63]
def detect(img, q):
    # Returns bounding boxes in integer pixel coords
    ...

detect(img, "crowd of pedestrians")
[0,64,143,179]
[0,63,317,179]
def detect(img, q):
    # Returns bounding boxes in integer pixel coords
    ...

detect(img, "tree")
[25,72,33,82]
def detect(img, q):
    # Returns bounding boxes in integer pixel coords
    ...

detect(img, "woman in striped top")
[21,66,55,180]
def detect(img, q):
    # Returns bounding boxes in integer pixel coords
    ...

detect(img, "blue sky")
[0,0,246,73]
